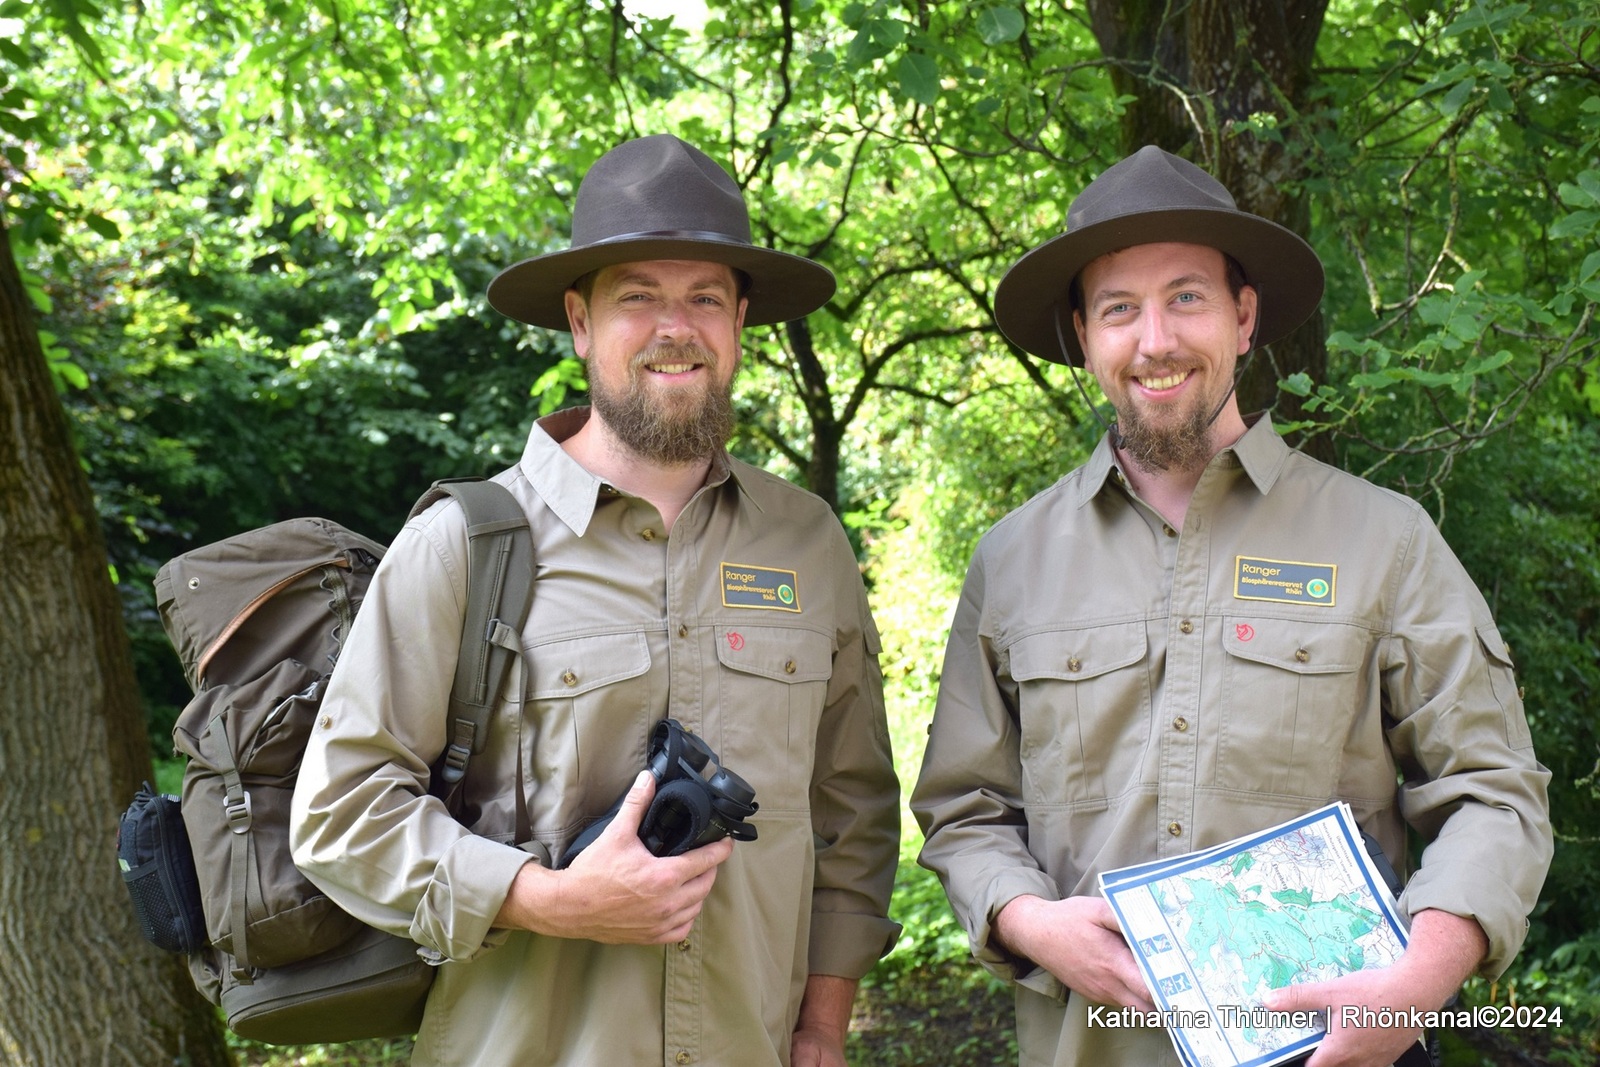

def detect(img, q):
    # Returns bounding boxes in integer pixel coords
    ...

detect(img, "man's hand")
[1262,909,1488,1067]
[993,895,1154,1011]
[790,974,857,1067]
[494,771,735,944]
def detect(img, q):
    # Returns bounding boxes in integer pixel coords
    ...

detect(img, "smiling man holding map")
[911,146,1552,1067]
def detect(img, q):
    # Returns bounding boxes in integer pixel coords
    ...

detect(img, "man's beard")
[1112,392,1215,475]
[588,342,737,466]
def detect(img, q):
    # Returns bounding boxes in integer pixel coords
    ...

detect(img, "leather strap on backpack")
[408,479,535,801]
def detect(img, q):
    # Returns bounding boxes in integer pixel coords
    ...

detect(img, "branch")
[743,0,797,185]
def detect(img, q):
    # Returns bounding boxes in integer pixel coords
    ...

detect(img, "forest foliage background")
[3,0,1598,1063]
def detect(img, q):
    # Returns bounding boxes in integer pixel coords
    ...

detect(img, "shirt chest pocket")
[716,626,834,811]
[1007,623,1149,804]
[522,631,654,840]
[1216,617,1370,798]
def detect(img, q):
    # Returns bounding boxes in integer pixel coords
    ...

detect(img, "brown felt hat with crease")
[487,135,835,330]
[994,145,1325,366]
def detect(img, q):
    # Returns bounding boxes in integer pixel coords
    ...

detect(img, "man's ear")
[564,288,591,358]
[1236,285,1260,356]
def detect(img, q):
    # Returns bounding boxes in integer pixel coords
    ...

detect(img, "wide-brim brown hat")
[487,135,836,330]
[994,145,1324,365]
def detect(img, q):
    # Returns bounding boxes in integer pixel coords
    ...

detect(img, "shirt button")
[677,624,689,638]
[784,659,797,674]
[562,670,578,687]
[641,528,657,542]
[676,1053,691,1065]
[1179,619,1193,635]
[677,938,692,951]
[1164,525,1176,538]
[1168,822,1183,837]
[1295,648,1310,663]
[1067,657,1082,672]
[1173,717,1188,732]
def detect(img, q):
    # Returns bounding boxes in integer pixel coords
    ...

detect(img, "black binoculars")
[559,718,758,867]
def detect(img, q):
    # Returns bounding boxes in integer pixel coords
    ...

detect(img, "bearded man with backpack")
[289,135,901,1067]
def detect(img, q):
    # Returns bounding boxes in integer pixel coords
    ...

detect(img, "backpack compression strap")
[407,479,535,798]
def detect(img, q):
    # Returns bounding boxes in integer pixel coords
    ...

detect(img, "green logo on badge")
[778,584,795,605]
[1307,578,1330,600]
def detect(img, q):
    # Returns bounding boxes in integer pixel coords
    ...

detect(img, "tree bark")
[0,209,231,1065]
[1087,0,1333,459]
[784,315,844,513]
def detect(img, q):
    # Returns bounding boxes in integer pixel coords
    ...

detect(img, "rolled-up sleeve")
[807,532,903,978]
[1384,515,1553,978]
[290,508,532,962]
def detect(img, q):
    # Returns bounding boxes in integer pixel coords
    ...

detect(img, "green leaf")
[83,213,120,239]
[46,348,88,392]
[1580,251,1600,286]
[1441,77,1476,115]
[1350,370,1400,389]
[390,301,417,334]
[873,17,906,48]
[845,26,879,67]
[896,52,940,106]
[1394,366,1463,388]
[976,6,1025,46]
[1464,351,1514,376]
[1281,372,1314,397]
[1551,210,1599,239]
[1443,2,1529,37]
[1558,180,1597,209]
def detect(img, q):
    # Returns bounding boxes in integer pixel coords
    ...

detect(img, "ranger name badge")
[1234,556,1337,607]
[721,562,801,612]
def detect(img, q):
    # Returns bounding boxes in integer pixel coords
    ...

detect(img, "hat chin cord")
[1051,291,1261,452]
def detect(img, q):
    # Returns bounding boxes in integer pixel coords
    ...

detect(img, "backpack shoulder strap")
[409,478,535,797]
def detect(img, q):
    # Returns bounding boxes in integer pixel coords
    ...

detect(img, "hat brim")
[994,208,1325,365]
[487,235,836,330]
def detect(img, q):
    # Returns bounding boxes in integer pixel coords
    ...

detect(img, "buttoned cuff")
[1400,862,1530,980]
[409,834,536,962]
[808,911,903,979]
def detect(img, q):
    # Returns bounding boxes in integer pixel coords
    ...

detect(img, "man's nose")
[654,298,696,342]
[1137,306,1176,356]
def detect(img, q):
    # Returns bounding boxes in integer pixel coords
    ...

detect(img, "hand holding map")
[1098,803,1411,1067]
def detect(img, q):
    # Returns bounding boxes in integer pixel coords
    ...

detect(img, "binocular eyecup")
[559,719,758,868]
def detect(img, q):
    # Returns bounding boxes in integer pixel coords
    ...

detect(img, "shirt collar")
[1072,411,1289,509]
[517,407,749,535]
[1227,412,1291,494]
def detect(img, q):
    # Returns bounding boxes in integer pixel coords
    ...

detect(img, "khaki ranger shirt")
[912,416,1551,1067]
[292,409,901,1067]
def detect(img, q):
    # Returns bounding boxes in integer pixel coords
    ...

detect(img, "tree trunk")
[0,209,231,1065]
[784,315,844,513]
[1087,0,1333,460]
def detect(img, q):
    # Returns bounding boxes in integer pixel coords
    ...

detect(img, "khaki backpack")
[145,478,533,1043]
